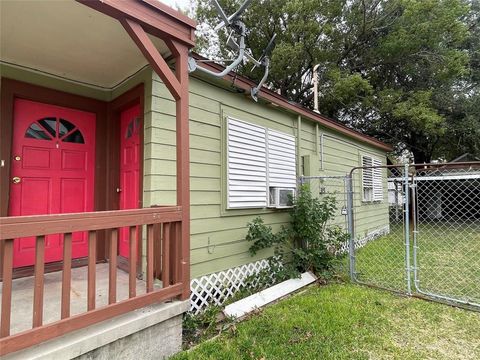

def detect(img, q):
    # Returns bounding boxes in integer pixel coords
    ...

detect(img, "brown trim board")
[108,83,145,273]
[77,0,196,47]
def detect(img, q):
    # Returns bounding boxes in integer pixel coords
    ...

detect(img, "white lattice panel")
[190,259,271,314]
[337,226,390,254]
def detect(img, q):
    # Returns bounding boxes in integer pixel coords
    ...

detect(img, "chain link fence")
[302,163,480,309]
[413,164,480,307]
[343,162,480,310]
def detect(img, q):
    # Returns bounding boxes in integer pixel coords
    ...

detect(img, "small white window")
[362,155,383,202]
[226,118,296,209]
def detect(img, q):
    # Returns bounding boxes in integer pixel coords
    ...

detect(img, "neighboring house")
[387,154,480,222]
[0,1,391,358]
[415,156,480,221]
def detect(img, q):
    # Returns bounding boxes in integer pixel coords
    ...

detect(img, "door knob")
[116,188,122,193]
[12,177,21,184]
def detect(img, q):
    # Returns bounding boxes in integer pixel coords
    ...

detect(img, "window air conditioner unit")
[269,187,295,208]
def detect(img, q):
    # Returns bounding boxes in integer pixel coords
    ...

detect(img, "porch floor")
[1,263,152,336]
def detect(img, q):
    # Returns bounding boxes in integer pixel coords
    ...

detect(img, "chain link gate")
[347,164,410,293]
[412,164,480,308]
[345,162,480,310]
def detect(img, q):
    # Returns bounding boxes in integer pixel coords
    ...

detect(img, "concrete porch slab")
[0,263,153,335]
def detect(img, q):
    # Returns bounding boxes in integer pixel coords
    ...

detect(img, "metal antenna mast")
[188,0,276,102]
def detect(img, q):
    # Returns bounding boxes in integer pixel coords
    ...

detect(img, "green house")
[0,1,391,357]
[0,44,391,310]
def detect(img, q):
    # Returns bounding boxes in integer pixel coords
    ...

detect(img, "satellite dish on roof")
[188,0,276,102]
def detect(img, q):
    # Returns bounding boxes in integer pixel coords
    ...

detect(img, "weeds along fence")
[299,175,349,237]
[299,173,390,256]
[302,162,480,310]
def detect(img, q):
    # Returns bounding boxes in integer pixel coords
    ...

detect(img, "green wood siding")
[146,70,389,279]
[1,64,389,280]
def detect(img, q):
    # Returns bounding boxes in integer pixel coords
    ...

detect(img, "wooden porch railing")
[0,207,187,356]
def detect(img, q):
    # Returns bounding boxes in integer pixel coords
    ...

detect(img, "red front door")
[9,99,96,268]
[119,103,141,258]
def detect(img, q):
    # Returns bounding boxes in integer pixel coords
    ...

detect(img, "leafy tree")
[195,0,479,162]
[435,0,480,159]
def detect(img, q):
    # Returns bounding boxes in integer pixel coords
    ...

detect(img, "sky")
[156,0,220,59]
[158,0,192,11]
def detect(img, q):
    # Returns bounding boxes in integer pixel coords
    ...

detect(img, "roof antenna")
[188,0,276,102]
[249,33,276,102]
[312,64,320,113]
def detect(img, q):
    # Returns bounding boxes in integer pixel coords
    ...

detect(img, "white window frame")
[226,117,296,209]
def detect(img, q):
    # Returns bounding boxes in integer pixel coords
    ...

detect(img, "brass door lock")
[12,177,21,184]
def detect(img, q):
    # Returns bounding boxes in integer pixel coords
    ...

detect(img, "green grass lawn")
[353,222,480,305]
[173,284,480,360]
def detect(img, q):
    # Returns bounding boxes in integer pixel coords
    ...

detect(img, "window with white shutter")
[362,155,383,202]
[372,158,384,201]
[227,118,267,208]
[226,118,297,209]
[267,129,296,188]
[362,156,373,201]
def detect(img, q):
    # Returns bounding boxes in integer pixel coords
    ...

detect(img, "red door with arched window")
[9,99,96,268]
[119,103,141,258]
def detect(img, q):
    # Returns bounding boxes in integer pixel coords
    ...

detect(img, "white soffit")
[0,0,170,89]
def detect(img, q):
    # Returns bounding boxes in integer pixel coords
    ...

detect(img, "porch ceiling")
[0,0,170,88]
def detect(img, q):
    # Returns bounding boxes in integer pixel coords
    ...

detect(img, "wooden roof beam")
[121,18,181,100]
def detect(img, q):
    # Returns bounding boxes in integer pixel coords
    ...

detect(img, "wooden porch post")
[169,40,190,300]
[121,19,191,300]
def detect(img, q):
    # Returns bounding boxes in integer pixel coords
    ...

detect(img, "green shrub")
[246,185,348,277]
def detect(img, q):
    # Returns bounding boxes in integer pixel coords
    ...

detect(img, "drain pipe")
[312,64,320,113]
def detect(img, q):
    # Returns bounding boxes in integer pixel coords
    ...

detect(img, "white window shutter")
[267,129,296,188]
[227,118,267,208]
[362,155,373,202]
[372,158,384,201]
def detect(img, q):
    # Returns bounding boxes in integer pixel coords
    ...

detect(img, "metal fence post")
[403,163,412,295]
[346,174,355,281]
[411,179,419,291]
